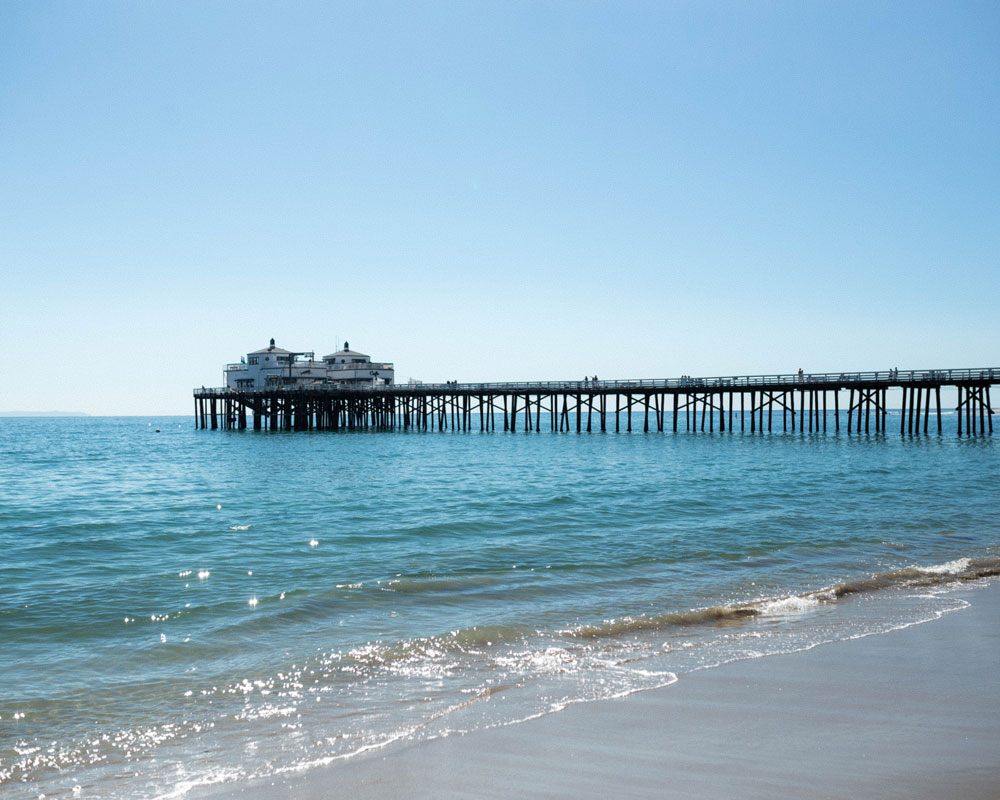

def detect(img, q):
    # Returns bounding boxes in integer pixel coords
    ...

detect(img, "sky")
[2,1,998,414]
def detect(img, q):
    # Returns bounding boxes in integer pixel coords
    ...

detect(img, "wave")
[561,555,1000,640]
[309,556,1000,671]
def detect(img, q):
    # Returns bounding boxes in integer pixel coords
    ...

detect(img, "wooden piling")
[976,387,983,435]
[957,387,963,436]
[966,386,972,435]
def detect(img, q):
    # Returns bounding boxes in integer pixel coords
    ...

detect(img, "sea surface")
[1,414,998,799]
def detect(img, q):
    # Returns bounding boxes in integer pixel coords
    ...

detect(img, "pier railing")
[195,367,1000,396]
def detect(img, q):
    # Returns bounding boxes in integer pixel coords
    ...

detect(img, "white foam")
[917,558,971,575]
[153,766,243,800]
[757,595,820,616]
[230,525,251,531]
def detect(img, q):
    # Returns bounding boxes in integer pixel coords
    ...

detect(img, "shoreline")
[193,577,1000,799]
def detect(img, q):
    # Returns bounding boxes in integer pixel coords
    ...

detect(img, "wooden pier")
[194,368,998,436]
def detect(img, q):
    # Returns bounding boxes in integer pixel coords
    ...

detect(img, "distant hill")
[0,411,91,417]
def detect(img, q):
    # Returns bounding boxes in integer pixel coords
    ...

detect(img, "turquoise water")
[1,415,998,798]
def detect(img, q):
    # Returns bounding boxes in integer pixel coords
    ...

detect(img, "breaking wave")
[561,556,1000,640]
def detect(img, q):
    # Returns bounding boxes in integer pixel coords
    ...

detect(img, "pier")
[194,368,998,436]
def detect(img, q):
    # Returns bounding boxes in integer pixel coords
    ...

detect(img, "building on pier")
[224,339,394,390]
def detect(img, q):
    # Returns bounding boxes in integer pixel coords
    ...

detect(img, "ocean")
[1,415,998,799]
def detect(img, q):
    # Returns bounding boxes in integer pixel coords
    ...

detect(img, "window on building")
[248,356,259,365]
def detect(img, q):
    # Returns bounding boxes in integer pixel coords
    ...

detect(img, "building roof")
[323,349,370,360]
[249,345,293,355]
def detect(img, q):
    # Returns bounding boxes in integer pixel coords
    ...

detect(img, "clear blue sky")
[2,1,998,414]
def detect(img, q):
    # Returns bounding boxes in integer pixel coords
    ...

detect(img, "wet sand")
[197,580,1000,799]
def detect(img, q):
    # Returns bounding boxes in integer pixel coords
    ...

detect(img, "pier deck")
[194,367,999,436]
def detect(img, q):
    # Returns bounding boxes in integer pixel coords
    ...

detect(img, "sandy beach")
[194,578,1000,800]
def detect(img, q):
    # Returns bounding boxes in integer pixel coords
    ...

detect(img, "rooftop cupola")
[344,341,349,351]
[269,338,276,350]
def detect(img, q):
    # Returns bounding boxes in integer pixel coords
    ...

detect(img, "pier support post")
[966,386,972,434]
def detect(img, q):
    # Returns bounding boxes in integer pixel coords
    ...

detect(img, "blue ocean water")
[1,415,998,799]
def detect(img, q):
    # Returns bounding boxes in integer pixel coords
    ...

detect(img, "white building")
[225,339,394,390]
